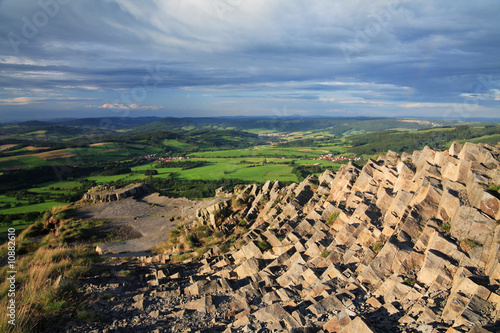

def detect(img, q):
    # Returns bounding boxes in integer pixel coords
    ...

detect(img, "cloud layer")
[0,0,499,121]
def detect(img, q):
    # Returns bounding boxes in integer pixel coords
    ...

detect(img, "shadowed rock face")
[66,142,500,333]
[82,183,153,203]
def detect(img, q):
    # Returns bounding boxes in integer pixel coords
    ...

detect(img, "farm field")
[1,119,498,232]
[0,146,348,225]
[0,200,66,215]
[189,144,350,159]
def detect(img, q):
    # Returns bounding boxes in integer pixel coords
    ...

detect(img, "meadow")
[0,141,351,228]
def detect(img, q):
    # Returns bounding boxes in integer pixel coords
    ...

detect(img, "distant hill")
[129,116,457,135]
[58,117,162,129]
[129,117,201,132]
[0,116,489,140]
[348,124,500,154]
[0,117,162,136]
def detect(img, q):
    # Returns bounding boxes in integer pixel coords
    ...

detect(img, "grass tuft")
[326,212,340,226]
[257,240,272,252]
[440,223,451,232]
[459,239,479,252]
[371,242,384,254]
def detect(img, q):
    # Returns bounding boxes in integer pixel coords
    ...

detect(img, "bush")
[403,278,416,286]
[371,242,384,253]
[440,223,451,232]
[488,184,500,192]
[257,240,272,252]
[100,167,131,176]
[459,239,479,252]
[185,234,200,249]
[219,243,230,253]
[232,198,246,208]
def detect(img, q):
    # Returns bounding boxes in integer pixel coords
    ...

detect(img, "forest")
[348,125,500,154]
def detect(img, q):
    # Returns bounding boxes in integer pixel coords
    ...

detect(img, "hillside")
[3,141,500,332]
[130,116,451,135]
[349,125,500,154]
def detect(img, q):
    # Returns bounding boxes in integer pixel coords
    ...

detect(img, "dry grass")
[0,246,97,332]
[37,149,75,161]
[326,212,340,226]
[152,222,248,262]
[89,142,111,146]
[371,242,384,254]
[0,144,17,151]
[0,208,103,332]
[459,239,479,252]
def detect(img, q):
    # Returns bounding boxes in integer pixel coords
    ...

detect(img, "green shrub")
[440,223,451,232]
[257,240,272,252]
[488,184,500,192]
[371,242,384,253]
[219,243,230,253]
[326,212,340,226]
[118,270,131,277]
[459,239,479,252]
[403,278,416,286]
[321,251,331,258]
[186,234,200,249]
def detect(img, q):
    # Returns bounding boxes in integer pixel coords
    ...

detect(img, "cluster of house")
[259,133,287,137]
[143,154,189,161]
[311,153,365,162]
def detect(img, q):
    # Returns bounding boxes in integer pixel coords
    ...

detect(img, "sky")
[0,0,499,122]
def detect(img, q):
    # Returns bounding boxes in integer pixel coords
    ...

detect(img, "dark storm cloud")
[0,0,499,120]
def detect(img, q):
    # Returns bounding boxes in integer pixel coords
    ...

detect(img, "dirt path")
[75,193,217,256]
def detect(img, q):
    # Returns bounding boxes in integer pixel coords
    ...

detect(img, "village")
[311,153,365,162]
[143,154,190,162]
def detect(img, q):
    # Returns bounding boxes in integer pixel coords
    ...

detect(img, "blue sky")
[0,0,499,121]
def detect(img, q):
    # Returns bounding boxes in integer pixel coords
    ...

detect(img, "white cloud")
[97,103,162,110]
[0,97,38,105]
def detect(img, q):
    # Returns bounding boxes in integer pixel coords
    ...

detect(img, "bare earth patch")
[37,149,76,160]
[90,142,112,146]
[99,148,122,153]
[75,193,218,256]
[0,144,16,151]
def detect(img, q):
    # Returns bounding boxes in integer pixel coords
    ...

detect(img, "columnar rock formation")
[186,142,499,332]
[77,142,500,333]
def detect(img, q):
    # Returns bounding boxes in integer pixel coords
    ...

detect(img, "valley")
[1,117,499,236]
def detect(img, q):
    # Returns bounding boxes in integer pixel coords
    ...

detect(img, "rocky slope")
[82,183,153,203]
[65,142,500,332]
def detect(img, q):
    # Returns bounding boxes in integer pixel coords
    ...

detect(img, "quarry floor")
[75,193,215,256]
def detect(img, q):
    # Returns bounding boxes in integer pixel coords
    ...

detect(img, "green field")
[29,181,82,193]
[1,119,497,231]
[189,144,349,159]
[0,200,66,215]
[162,139,198,151]
[0,153,345,221]
[0,155,49,169]
[0,222,33,236]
